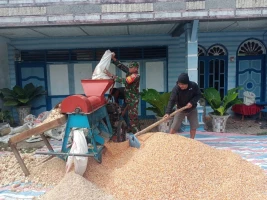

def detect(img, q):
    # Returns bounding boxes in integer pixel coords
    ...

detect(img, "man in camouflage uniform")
[104,53,140,134]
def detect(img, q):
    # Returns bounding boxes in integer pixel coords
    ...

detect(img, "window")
[198,44,228,96]
[237,39,266,56]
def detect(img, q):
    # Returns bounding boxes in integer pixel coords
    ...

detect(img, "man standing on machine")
[104,53,140,134]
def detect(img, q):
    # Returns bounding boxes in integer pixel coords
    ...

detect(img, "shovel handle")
[135,106,189,137]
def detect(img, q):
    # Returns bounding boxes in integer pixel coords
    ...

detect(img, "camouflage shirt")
[111,60,140,104]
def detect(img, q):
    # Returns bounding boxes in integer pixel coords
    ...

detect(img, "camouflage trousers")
[128,101,140,134]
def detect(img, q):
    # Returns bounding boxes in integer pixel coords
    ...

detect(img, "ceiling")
[199,19,267,32]
[0,19,266,39]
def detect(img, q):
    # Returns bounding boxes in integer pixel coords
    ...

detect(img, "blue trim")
[48,95,69,98]
[43,63,49,111]
[166,47,169,91]
[225,56,228,92]
[22,76,44,81]
[15,63,21,86]
[141,60,146,118]
[238,68,264,73]
[46,63,52,109]
[164,60,167,91]
[32,105,46,110]
[68,63,74,94]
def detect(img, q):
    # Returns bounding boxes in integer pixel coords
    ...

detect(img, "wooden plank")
[9,115,67,145]
[40,133,54,151]
[10,144,30,176]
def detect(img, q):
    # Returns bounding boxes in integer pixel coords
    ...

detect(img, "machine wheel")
[116,121,127,142]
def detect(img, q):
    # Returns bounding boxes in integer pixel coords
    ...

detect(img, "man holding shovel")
[104,53,140,134]
[163,73,201,139]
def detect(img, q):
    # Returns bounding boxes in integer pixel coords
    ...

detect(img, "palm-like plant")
[0,109,14,124]
[0,83,46,107]
[203,87,242,116]
[140,89,171,117]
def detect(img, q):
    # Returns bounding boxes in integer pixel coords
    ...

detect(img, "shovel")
[128,106,189,148]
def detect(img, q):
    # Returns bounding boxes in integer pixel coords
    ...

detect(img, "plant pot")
[0,122,11,136]
[17,106,31,125]
[209,112,230,133]
[156,116,173,133]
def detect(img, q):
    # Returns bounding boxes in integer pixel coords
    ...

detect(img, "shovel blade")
[127,133,141,148]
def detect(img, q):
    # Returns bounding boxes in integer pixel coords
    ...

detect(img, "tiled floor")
[182,132,267,173]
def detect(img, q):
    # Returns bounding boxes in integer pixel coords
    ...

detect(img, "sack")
[66,129,88,176]
[243,91,256,106]
[23,111,50,128]
[10,123,30,135]
[92,50,113,79]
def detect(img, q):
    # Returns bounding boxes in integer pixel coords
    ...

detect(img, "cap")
[129,62,139,68]
[177,73,189,84]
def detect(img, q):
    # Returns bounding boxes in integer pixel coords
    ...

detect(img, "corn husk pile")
[28,157,66,186]
[2,132,267,200]
[41,172,114,200]
[42,103,64,124]
[84,133,267,200]
[0,153,42,186]
[0,155,65,188]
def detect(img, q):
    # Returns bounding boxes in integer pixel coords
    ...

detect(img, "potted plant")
[0,109,14,124]
[140,89,172,133]
[0,108,14,136]
[0,83,46,125]
[202,87,242,133]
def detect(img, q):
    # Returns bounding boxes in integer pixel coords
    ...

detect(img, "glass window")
[198,58,226,96]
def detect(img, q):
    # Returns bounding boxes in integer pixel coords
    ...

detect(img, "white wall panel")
[49,64,69,95]
[145,61,164,91]
[74,63,92,94]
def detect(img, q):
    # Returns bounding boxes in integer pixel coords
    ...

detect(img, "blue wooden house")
[0,0,267,129]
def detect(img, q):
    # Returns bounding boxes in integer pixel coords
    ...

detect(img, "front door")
[16,62,48,116]
[236,55,265,101]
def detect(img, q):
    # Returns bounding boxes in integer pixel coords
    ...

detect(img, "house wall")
[0,0,267,27]
[6,30,267,123]
[198,30,267,96]
[7,34,186,120]
[8,34,186,91]
[0,37,9,108]
[8,30,267,101]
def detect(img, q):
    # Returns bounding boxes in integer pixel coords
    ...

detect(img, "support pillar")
[181,20,205,132]
[184,20,199,83]
[0,37,10,108]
